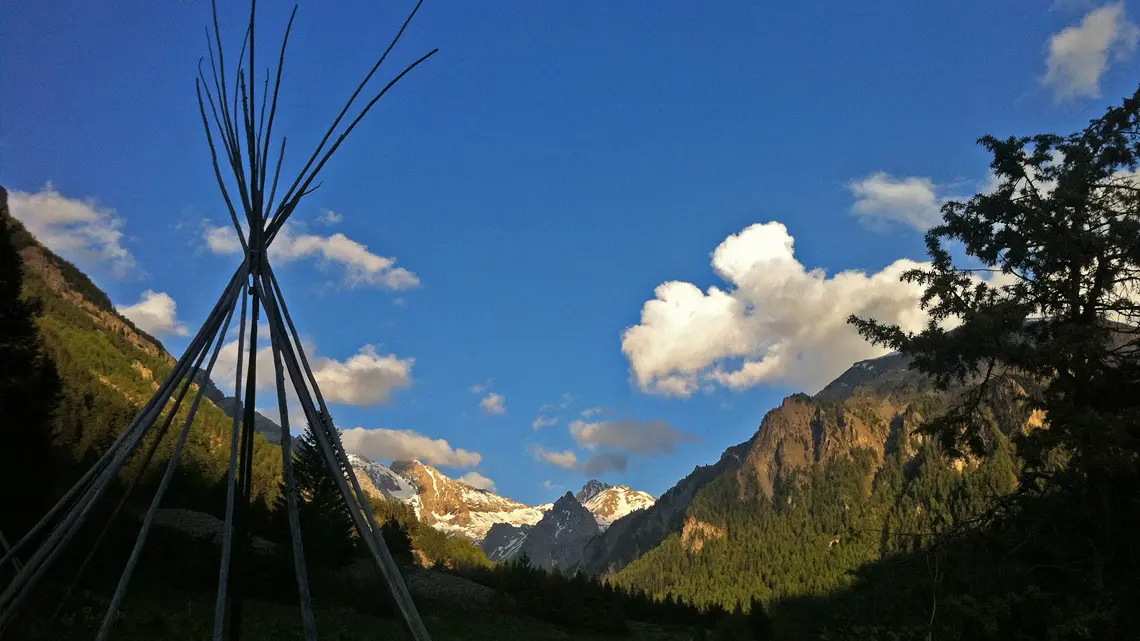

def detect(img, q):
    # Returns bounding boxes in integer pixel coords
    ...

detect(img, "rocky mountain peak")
[481,522,531,562]
[346,454,418,501]
[582,484,655,530]
[576,351,925,577]
[554,491,578,507]
[575,479,612,504]
[516,490,600,570]
[359,458,545,541]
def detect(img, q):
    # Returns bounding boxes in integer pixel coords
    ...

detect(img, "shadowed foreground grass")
[12,585,700,641]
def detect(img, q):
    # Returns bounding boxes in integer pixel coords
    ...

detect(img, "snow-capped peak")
[346,454,654,543]
[345,453,418,502]
[582,485,655,530]
[575,479,612,504]
[350,458,546,542]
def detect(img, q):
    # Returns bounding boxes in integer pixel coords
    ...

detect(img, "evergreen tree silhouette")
[0,187,61,545]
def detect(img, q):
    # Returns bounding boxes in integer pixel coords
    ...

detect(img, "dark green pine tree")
[850,86,1140,599]
[277,422,356,565]
[379,519,415,568]
[0,187,61,543]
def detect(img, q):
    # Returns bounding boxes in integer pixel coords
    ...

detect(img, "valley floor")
[11,584,701,641]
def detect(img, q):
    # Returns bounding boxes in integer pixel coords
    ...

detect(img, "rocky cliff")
[574,438,751,576]
[385,460,548,541]
[514,492,600,570]
[576,353,936,577]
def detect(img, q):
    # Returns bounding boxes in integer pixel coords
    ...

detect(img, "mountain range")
[7,187,1032,612]
[343,454,657,556]
[5,194,660,566]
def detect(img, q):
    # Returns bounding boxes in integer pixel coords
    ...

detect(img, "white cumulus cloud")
[9,183,137,276]
[312,345,413,406]
[211,337,412,408]
[117,290,189,337]
[622,221,932,396]
[203,222,242,254]
[201,221,419,290]
[458,471,496,491]
[342,427,482,468]
[211,324,278,394]
[849,172,945,230]
[849,162,1063,232]
[481,392,506,415]
[1044,3,1140,101]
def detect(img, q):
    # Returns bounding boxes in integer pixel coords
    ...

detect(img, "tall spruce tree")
[277,421,356,565]
[0,187,61,543]
[850,87,1140,588]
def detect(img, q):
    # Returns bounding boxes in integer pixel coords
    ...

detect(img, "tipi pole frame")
[255,268,432,640]
[268,314,317,641]
[48,310,239,629]
[2,0,440,637]
[226,264,261,640]
[213,279,249,640]
[0,262,247,575]
[95,282,241,641]
[0,262,248,632]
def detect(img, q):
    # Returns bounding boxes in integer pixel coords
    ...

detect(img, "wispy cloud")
[532,415,559,430]
[528,445,629,476]
[316,209,343,225]
[569,418,699,455]
[1043,3,1139,101]
[529,445,579,469]
[459,471,496,491]
[470,379,494,394]
[480,392,506,415]
[201,221,419,290]
[9,183,137,276]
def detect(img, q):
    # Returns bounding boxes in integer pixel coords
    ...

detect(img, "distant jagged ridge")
[343,455,656,549]
[480,480,656,565]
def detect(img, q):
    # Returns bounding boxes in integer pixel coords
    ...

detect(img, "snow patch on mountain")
[346,453,419,501]
[581,483,655,530]
[370,459,547,541]
[347,456,654,546]
[482,522,533,562]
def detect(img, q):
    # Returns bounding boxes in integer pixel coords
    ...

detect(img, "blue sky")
[3,0,1138,504]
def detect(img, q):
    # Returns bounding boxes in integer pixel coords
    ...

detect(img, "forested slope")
[610,354,1023,611]
[3,191,283,511]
